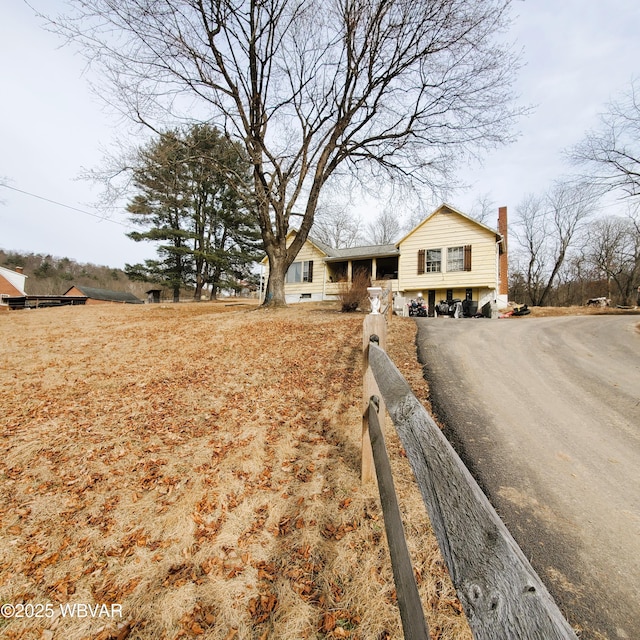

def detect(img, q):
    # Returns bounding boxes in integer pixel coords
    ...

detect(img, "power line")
[0,183,134,229]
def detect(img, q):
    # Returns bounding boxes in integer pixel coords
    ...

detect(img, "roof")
[322,243,399,261]
[305,235,339,257]
[64,285,143,304]
[259,230,400,264]
[260,203,505,265]
[259,231,338,264]
[0,265,27,296]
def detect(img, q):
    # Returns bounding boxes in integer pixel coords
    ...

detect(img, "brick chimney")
[15,266,24,274]
[498,206,508,297]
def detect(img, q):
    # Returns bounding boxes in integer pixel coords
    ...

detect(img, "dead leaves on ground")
[0,305,470,640]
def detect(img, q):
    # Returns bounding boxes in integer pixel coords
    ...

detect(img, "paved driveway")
[415,315,640,640]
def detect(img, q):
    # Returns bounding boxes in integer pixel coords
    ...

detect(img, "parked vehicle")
[436,298,462,317]
[408,298,428,317]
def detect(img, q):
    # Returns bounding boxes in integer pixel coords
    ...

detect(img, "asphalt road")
[414,315,640,640]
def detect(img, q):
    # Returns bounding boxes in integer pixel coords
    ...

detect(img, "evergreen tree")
[125,125,260,300]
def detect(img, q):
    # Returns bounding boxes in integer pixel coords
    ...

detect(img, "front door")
[428,290,436,317]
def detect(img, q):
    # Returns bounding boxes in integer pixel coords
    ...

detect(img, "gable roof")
[0,266,27,296]
[397,203,503,246]
[259,230,337,264]
[64,285,143,304]
[303,234,339,258]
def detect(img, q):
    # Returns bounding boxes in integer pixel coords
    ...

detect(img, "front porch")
[324,254,399,298]
[325,255,398,284]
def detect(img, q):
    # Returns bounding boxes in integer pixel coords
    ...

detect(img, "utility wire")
[0,183,134,229]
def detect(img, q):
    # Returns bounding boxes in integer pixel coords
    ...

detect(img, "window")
[418,249,441,274]
[303,261,313,282]
[286,260,313,283]
[447,246,464,272]
[426,249,442,273]
[447,245,472,272]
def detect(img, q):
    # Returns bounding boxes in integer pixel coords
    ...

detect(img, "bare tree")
[513,194,548,306]
[571,79,640,200]
[311,203,363,249]
[47,0,523,306]
[514,182,600,306]
[586,210,640,305]
[366,209,402,244]
[467,192,496,224]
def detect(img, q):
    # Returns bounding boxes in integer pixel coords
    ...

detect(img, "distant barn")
[63,285,143,305]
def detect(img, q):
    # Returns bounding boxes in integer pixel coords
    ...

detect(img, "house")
[260,204,508,314]
[63,285,143,304]
[0,265,27,300]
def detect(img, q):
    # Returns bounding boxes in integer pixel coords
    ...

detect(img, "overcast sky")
[1,0,639,268]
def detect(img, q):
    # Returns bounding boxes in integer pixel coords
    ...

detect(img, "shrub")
[337,268,371,312]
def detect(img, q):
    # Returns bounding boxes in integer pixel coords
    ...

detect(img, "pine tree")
[125,126,260,301]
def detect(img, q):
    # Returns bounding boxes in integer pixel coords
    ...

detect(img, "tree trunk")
[263,254,288,307]
[209,265,222,300]
[538,249,567,307]
[173,285,180,303]
[194,279,203,301]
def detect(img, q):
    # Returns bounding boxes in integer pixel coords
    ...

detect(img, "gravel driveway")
[415,315,640,640]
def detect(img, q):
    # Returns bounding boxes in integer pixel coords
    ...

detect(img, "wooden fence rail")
[366,336,579,640]
[367,396,430,640]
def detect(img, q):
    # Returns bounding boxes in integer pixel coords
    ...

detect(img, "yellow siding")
[262,237,327,297]
[398,209,498,293]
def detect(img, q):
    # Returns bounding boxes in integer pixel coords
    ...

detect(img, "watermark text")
[1,603,123,619]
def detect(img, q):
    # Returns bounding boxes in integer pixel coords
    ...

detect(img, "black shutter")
[307,260,313,283]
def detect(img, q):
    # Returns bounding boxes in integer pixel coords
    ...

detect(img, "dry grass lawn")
[0,302,470,640]
[524,304,640,317]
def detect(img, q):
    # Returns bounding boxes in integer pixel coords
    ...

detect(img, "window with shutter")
[287,260,314,283]
[447,246,464,272]
[426,249,442,272]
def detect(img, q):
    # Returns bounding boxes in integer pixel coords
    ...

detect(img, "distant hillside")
[0,249,157,298]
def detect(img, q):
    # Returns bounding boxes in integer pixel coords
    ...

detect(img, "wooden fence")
[362,315,579,640]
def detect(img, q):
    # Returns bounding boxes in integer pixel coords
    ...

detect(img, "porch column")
[372,258,377,283]
[347,260,353,283]
[322,260,327,300]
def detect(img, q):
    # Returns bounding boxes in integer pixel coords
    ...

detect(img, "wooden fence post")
[362,301,387,484]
